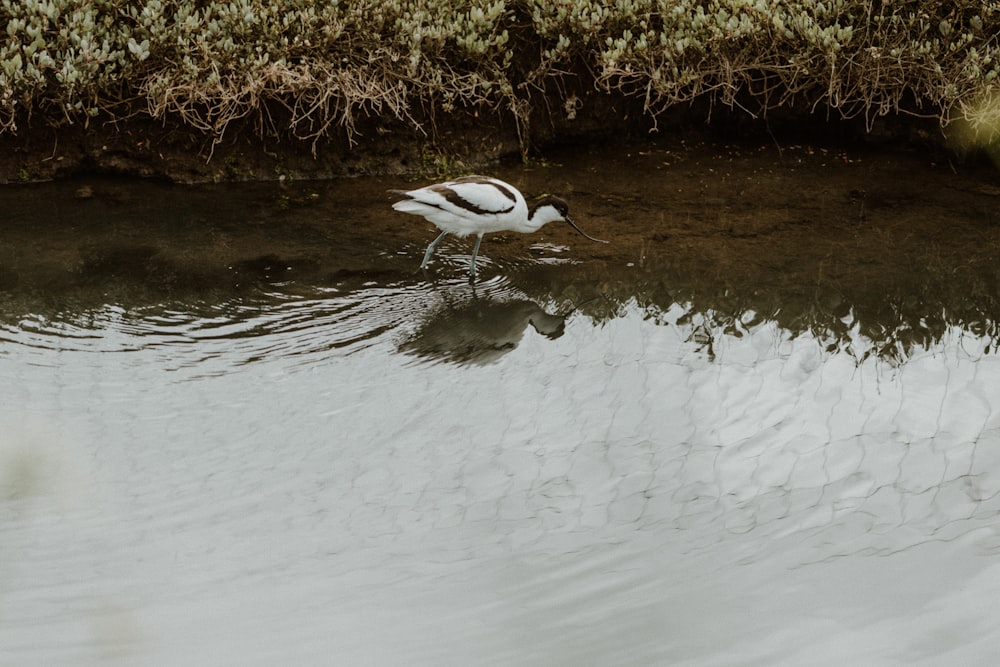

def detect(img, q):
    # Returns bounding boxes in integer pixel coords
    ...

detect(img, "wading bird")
[389,175,607,281]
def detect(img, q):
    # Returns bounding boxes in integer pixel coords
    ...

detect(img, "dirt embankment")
[0,98,953,185]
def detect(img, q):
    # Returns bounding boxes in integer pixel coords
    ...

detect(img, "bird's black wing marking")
[486,181,518,204]
[449,176,519,209]
[431,183,515,216]
[439,188,494,215]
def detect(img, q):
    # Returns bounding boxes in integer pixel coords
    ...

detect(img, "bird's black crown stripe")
[529,195,569,217]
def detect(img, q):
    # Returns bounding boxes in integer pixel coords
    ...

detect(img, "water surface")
[2,142,1000,665]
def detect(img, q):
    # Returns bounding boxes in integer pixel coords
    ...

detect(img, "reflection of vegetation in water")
[514,249,1000,365]
[3,247,997,365]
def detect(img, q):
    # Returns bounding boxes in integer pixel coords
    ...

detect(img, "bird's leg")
[468,233,485,283]
[421,230,449,269]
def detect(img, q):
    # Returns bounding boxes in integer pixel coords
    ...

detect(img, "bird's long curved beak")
[565,216,609,243]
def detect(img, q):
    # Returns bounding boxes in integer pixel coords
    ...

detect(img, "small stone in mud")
[75,185,94,199]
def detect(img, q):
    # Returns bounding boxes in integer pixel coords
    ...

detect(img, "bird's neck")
[526,203,557,231]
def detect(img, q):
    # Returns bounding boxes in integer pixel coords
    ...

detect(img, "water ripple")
[0,283,448,374]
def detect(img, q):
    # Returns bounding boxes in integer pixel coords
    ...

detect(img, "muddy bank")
[0,100,954,185]
[0,114,470,185]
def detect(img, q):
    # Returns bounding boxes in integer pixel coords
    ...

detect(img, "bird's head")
[529,195,608,243]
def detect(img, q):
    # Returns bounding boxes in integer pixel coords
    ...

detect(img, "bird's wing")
[421,178,518,216]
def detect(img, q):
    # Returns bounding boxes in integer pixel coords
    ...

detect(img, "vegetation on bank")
[1,0,999,154]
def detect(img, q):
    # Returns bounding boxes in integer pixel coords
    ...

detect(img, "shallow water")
[2,142,1000,666]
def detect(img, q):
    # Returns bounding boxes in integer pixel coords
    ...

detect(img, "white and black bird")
[389,175,607,280]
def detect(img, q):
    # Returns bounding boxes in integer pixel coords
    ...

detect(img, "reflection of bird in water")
[389,176,607,282]
[399,297,569,366]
